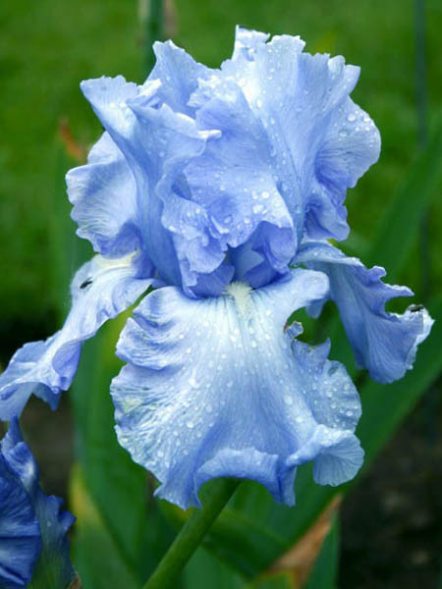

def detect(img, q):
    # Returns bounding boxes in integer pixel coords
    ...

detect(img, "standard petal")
[296,241,433,383]
[67,132,142,257]
[80,75,221,290]
[0,255,152,419]
[223,28,379,242]
[149,40,211,114]
[112,270,364,509]
[231,26,270,60]
[186,78,297,285]
[305,99,381,240]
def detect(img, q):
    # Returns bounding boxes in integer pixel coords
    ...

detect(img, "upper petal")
[304,99,381,240]
[0,255,152,419]
[186,77,297,285]
[296,241,433,383]
[67,132,142,258]
[149,40,212,114]
[223,28,379,242]
[80,75,221,290]
[111,270,364,509]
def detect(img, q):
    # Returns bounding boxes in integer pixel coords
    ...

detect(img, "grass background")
[1,0,441,356]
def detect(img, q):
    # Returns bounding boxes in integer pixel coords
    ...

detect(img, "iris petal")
[112,270,363,509]
[305,99,380,240]
[67,132,142,258]
[296,241,433,383]
[187,77,297,284]
[0,255,152,419]
[223,27,379,242]
[1,421,75,588]
[0,456,40,589]
[150,40,211,114]
[81,75,222,290]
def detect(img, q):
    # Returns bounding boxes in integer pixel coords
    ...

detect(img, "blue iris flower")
[0,420,75,588]
[0,28,432,508]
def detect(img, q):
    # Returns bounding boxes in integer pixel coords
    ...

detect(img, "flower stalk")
[143,479,240,589]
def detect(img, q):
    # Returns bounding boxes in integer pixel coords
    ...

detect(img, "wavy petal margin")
[296,241,433,383]
[112,271,364,509]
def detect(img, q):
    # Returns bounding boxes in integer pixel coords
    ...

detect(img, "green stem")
[142,479,240,589]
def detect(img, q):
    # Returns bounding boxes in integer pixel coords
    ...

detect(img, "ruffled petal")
[0,456,40,589]
[0,255,152,419]
[231,26,270,60]
[186,77,296,284]
[222,28,379,242]
[75,31,379,295]
[1,421,75,588]
[305,99,381,240]
[296,241,433,383]
[112,270,364,509]
[80,75,221,290]
[149,40,211,114]
[67,132,143,258]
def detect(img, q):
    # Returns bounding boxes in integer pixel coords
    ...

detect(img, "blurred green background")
[1,1,441,587]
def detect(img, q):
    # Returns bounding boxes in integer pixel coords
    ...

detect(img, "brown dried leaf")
[268,496,341,587]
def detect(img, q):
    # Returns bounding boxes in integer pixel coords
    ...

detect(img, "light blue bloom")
[0,27,432,508]
[0,420,75,588]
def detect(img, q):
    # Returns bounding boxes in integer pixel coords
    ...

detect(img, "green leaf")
[201,296,442,578]
[69,464,139,589]
[70,319,175,582]
[248,572,295,589]
[304,515,339,589]
[183,548,244,589]
[70,320,149,577]
[355,298,442,462]
[364,119,442,278]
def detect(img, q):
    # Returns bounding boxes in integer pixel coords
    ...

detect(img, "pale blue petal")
[80,75,222,291]
[112,270,363,509]
[149,40,211,114]
[67,132,143,258]
[304,99,381,240]
[231,26,270,60]
[187,77,296,282]
[296,241,433,383]
[223,28,379,242]
[0,255,152,419]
